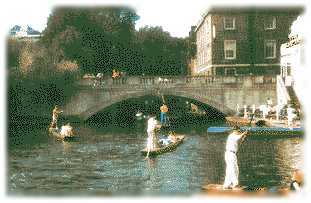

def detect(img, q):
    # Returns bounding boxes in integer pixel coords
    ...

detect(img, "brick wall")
[195,7,303,76]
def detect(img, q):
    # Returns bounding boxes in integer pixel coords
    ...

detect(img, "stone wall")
[63,75,277,120]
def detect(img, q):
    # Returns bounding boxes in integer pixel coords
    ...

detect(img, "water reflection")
[8,125,303,196]
[62,141,73,153]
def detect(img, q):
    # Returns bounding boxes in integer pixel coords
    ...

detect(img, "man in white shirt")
[223,126,249,189]
[146,115,161,158]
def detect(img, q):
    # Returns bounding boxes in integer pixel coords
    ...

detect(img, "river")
[8,123,303,196]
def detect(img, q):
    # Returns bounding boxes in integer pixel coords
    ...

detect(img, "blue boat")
[207,126,303,137]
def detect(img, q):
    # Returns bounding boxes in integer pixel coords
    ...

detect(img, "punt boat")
[141,135,185,156]
[48,127,79,141]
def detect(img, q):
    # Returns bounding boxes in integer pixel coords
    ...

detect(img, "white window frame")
[223,17,236,30]
[264,16,276,30]
[224,40,236,60]
[264,40,277,59]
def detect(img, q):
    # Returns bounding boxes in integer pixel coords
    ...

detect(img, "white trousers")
[223,151,239,187]
[147,133,153,150]
[147,131,158,150]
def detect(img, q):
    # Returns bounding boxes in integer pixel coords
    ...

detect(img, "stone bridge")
[63,75,277,121]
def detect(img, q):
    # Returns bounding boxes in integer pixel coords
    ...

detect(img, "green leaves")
[40,6,192,76]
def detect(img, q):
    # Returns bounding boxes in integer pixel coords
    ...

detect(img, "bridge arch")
[76,88,235,121]
[63,75,277,121]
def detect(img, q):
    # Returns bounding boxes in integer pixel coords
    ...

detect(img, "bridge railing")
[78,75,276,88]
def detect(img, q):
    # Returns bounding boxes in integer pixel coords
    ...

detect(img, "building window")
[223,17,235,30]
[225,68,236,76]
[264,40,276,59]
[264,17,276,30]
[224,40,236,59]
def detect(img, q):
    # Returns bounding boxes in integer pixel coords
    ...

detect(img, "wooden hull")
[141,135,185,156]
[207,126,303,138]
[226,117,268,127]
[202,184,290,196]
[48,128,79,142]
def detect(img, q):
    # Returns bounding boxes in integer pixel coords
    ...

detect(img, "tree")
[136,26,188,75]
[41,6,139,75]
[7,38,23,69]
[40,6,190,76]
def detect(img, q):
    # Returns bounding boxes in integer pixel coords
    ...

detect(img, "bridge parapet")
[64,75,277,120]
[78,75,276,89]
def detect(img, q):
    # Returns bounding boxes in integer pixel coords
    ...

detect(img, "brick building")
[194,7,302,76]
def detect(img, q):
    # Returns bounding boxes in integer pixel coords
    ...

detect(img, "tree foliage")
[41,6,139,75]
[7,38,22,68]
[40,6,192,76]
[8,39,79,120]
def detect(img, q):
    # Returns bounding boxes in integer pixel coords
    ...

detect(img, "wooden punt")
[48,127,79,142]
[201,184,290,196]
[226,116,268,127]
[141,135,185,156]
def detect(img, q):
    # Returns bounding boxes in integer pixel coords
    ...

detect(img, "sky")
[1,0,308,38]
[0,0,210,38]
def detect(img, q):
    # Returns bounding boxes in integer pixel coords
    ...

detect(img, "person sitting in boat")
[50,105,63,129]
[146,114,161,158]
[223,125,249,189]
[290,169,303,192]
[159,131,177,146]
[168,131,178,143]
[159,136,171,146]
[243,110,249,119]
[60,123,74,137]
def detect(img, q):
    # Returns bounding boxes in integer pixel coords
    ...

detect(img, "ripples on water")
[8,125,303,196]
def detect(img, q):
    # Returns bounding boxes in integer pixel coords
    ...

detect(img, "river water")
[8,123,303,196]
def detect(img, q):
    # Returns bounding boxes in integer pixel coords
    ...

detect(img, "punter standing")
[223,126,249,189]
[160,103,169,125]
[51,105,63,129]
[146,114,161,158]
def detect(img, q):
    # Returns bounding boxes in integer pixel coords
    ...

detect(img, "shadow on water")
[8,117,50,150]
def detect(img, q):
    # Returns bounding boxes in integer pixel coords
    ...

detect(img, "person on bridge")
[223,126,249,189]
[146,114,161,158]
[160,103,169,125]
[50,105,63,129]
